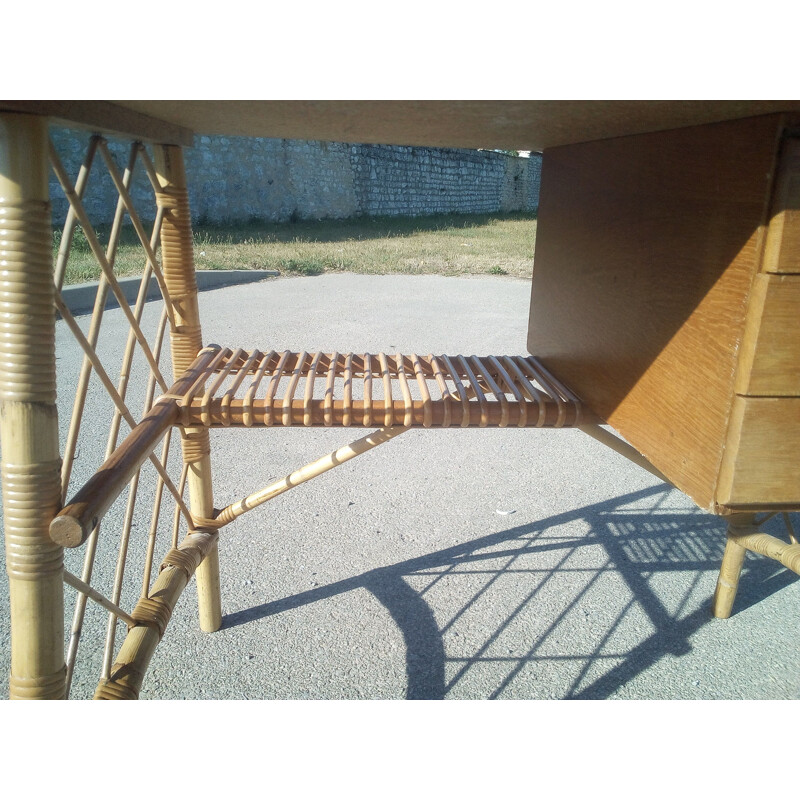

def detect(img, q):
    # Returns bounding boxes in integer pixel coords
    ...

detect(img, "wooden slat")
[304,352,323,427]
[363,354,373,427]
[223,350,261,426]
[265,351,291,427]
[471,356,509,427]
[502,356,545,427]
[411,353,433,428]
[243,351,274,428]
[324,352,339,427]
[201,348,244,427]
[428,355,452,428]
[439,354,470,427]
[488,356,526,427]
[378,352,394,427]
[283,351,308,427]
[342,353,354,427]
[395,353,413,427]
[457,355,488,428]
[0,101,194,146]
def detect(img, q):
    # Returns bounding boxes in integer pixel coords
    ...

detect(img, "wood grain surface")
[527,115,786,511]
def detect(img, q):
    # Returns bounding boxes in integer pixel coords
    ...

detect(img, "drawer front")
[736,273,800,396]
[717,396,800,509]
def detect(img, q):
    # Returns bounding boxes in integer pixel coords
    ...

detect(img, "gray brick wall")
[48,127,540,226]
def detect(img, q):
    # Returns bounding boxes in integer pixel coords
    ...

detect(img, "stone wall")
[48,127,540,226]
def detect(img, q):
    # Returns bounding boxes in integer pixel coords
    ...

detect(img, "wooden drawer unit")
[528,116,800,513]
[721,136,800,510]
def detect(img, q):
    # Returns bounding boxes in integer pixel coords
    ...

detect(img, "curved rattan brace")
[94,529,218,700]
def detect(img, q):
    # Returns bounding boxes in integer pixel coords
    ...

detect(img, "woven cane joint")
[160,547,202,581]
[131,596,172,639]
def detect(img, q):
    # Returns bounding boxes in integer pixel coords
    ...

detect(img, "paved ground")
[1,273,798,700]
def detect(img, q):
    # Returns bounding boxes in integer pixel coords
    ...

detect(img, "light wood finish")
[716,397,800,509]
[155,144,222,633]
[0,100,193,146]
[93,530,219,699]
[7,100,800,152]
[762,137,800,274]
[0,113,65,699]
[735,274,800,396]
[528,115,789,513]
[718,137,800,514]
[578,425,671,485]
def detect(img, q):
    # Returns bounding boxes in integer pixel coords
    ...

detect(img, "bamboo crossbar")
[63,570,137,628]
[728,529,800,574]
[94,529,219,700]
[50,346,222,548]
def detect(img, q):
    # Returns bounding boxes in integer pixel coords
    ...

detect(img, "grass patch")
[58,212,537,284]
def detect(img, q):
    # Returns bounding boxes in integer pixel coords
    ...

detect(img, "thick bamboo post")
[154,144,221,632]
[711,514,755,619]
[0,113,66,698]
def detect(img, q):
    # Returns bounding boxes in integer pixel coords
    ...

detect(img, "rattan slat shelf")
[173,347,585,430]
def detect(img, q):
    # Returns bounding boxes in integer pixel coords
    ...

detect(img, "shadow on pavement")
[223,485,797,699]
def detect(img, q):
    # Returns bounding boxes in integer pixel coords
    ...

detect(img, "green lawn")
[58,211,537,284]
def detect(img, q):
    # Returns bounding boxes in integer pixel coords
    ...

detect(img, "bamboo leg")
[155,144,222,632]
[0,113,65,698]
[711,513,755,619]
